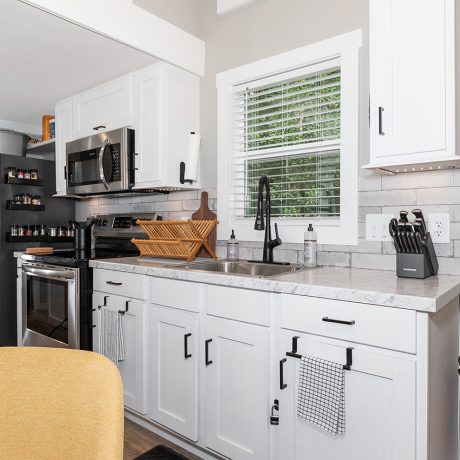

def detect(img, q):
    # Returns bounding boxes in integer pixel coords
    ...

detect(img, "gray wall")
[77,0,460,276]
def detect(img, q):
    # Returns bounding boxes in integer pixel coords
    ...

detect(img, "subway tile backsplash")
[76,169,460,275]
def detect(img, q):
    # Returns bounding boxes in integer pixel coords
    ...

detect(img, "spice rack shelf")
[5,233,73,243]
[5,176,43,186]
[6,202,45,211]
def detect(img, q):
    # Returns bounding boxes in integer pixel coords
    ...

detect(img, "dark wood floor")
[124,418,203,460]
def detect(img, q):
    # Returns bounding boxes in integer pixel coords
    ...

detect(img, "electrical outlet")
[366,214,394,241]
[428,213,450,243]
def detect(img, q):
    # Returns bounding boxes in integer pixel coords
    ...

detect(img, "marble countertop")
[88,257,460,313]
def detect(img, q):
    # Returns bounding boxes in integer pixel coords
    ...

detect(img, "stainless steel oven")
[22,262,79,349]
[66,127,135,195]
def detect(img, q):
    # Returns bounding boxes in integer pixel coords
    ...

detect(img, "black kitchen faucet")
[254,175,282,263]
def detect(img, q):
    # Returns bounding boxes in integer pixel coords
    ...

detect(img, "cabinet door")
[149,305,198,441]
[278,332,416,460]
[92,293,147,414]
[204,317,270,460]
[73,75,133,139]
[54,99,73,195]
[132,64,162,188]
[370,0,454,162]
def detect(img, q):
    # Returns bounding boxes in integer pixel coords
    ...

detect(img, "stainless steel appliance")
[20,213,159,350]
[66,127,135,196]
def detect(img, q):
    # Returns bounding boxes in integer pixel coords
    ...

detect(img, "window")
[217,31,362,245]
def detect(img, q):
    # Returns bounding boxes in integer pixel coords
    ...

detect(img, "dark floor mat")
[134,445,193,460]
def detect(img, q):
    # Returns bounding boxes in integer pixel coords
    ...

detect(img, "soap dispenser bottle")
[227,229,239,261]
[304,223,317,267]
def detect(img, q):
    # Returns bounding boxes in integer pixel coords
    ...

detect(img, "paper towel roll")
[185,132,201,182]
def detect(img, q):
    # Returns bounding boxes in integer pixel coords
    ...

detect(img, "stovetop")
[21,248,139,268]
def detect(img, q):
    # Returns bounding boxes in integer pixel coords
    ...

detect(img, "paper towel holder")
[180,162,193,184]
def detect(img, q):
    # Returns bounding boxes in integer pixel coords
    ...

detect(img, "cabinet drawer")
[207,285,270,326]
[151,277,201,312]
[93,269,145,300]
[280,295,416,353]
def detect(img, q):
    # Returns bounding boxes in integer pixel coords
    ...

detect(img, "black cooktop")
[21,248,139,268]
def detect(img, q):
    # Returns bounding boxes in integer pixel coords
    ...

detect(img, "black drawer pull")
[184,333,192,359]
[93,125,106,131]
[280,358,287,390]
[205,339,212,365]
[106,281,122,286]
[322,317,355,326]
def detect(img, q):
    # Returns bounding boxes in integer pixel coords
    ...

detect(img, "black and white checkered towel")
[297,355,345,435]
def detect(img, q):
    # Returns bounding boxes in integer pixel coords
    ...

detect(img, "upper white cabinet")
[55,61,200,195]
[72,75,133,140]
[366,0,457,172]
[54,98,73,196]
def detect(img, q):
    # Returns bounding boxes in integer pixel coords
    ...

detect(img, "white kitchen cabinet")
[54,98,73,195]
[366,0,457,172]
[204,317,270,460]
[72,74,133,140]
[132,62,200,190]
[148,304,199,441]
[277,332,416,460]
[92,292,147,414]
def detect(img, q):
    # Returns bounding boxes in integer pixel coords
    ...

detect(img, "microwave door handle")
[98,138,111,191]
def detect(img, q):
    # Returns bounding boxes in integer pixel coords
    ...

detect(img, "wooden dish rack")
[131,219,219,261]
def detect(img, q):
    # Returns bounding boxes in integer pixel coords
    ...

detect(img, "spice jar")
[30,169,39,180]
[32,226,39,237]
[39,225,46,237]
[14,194,21,204]
[8,167,16,178]
[23,170,31,180]
[24,194,32,205]
[32,195,41,205]
[66,227,74,238]
[24,225,32,237]
[57,226,66,237]
[18,226,25,237]
[17,169,24,179]
[10,225,18,237]
[48,227,57,237]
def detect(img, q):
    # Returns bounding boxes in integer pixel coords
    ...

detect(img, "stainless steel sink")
[168,260,306,277]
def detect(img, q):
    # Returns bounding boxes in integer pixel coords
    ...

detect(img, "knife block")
[396,232,438,279]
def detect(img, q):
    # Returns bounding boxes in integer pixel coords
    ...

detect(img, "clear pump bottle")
[303,223,317,267]
[227,229,239,261]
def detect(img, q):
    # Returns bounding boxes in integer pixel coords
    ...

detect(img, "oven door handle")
[22,265,75,281]
[98,137,111,191]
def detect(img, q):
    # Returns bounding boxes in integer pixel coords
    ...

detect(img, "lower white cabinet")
[92,292,147,414]
[277,332,416,460]
[204,317,271,460]
[148,305,199,441]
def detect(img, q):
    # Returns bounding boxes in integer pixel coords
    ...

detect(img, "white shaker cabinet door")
[370,0,454,163]
[278,332,416,460]
[92,293,147,415]
[54,98,73,195]
[204,317,270,460]
[148,305,199,442]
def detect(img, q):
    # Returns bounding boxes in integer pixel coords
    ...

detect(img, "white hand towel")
[297,355,345,435]
[98,306,126,367]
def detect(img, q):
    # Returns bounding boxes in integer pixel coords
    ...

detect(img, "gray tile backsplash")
[76,169,460,275]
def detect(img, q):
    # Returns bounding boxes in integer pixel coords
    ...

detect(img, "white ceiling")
[0,0,157,132]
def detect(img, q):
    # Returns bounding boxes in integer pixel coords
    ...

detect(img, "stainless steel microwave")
[66,127,135,195]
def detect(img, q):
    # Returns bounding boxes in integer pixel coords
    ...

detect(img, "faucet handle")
[274,223,282,245]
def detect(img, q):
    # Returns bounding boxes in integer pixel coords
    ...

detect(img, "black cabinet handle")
[280,358,287,390]
[205,339,212,365]
[322,317,356,326]
[64,165,67,180]
[106,281,122,286]
[184,333,192,359]
[93,125,106,131]
[378,107,385,135]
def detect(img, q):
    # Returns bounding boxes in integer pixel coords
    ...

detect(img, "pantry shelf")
[6,202,45,211]
[5,233,73,243]
[4,176,43,186]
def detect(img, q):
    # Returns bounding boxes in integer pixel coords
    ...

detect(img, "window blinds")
[231,60,341,219]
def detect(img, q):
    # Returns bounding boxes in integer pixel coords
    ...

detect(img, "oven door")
[66,127,134,195]
[22,263,79,349]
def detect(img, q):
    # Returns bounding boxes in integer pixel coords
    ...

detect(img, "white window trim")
[216,30,362,245]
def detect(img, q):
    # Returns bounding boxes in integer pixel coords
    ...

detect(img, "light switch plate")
[366,214,394,241]
[428,213,450,243]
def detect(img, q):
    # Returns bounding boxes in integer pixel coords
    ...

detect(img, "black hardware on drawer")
[286,335,302,359]
[106,281,122,286]
[280,358,287,390]
[205,339,213,365]
[184,333,192,359]
[93,125,106,131]
[322,317,356,326]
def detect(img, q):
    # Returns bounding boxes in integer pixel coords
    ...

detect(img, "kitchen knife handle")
[205,339,213,366]
[378,107,385,135]
[280,358,287,390]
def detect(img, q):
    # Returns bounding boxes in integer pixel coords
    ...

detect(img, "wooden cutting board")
[26,247,54,255]
[192,192,217,258]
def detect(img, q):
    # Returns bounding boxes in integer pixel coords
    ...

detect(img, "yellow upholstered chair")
[0,347,124,459]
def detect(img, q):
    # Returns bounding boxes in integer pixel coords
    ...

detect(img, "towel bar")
[98,298,130,315]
